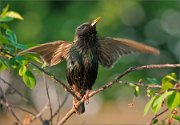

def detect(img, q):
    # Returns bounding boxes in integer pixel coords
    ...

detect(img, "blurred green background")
[1,0,180,101]
[1,0,180,124]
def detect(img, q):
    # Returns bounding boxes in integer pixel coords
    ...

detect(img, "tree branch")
[115,64,180,82]
[30,103,49,123]
[57,108,75,125]
[50,93,69,121]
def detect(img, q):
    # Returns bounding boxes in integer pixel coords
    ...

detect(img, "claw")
[83,90,92,105]
[73,99,79,113]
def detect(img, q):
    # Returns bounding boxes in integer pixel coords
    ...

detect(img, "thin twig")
[58,64,180,125]
[30,101,44,122]
[148,108,169,125]
[49,93,69,121]
[43,73,53,125]
[30,103,49,123]
[0,76,28,102]
[117,80,180,92]
[57,94,69,122]
[0,86,23,125]
[12,105,36,116]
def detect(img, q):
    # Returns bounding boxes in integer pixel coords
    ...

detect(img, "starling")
[20,17,160,114]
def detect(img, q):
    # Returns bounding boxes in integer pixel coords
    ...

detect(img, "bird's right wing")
[19,41,72,66]
[97,37,160,68]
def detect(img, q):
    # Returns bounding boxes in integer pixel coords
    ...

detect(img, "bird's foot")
[73,99,85,114]
[73,99,79,114]
[83,90,93,105]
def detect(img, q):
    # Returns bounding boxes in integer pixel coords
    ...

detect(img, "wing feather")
[19,41,72,66]
[97,37,160,68]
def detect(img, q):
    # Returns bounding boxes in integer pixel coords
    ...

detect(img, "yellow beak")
[91,17,101,26]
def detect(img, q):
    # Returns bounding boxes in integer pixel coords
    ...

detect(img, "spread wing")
[19,41,72,66]
[97,37,160,68]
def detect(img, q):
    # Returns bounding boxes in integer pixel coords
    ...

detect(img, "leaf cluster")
[0,5,42,89]
[144,73,180,124]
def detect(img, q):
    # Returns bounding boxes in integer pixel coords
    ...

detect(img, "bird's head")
[75,17,101,38]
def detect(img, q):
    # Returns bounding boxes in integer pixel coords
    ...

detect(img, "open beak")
[90,17,101,27]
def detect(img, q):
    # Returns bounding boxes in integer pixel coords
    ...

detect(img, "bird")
[20,17,160,114]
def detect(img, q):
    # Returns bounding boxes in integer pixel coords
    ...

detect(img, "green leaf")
[9,57,19,69]
[161,81,173,91]
[6,29,17,44]
[152,91,173,113]
[24,53,43,64]
[161,73,176,91]
[5,11,24,20]
[147,78,160,85]
[129,83,136,87]
[0,4,9,16]
[0,5,23,22]
[162,73,177,83]
[22,70,36,89]
[167,91,180,110]
[0,23,10,30]
[144,96,156,115]
[146,89,158,97]
[19,65,27,76]
[0,59,8,72]
[15,56,28,65]
[4,45,16,53]
[5,30,27,50]
[0,16,13,22]
[14,43,27,50]
[152,119,158,124]
[172,115,180,121]
[134,86,140,97]
[0,34,10,44]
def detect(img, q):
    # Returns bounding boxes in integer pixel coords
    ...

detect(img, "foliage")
[143,73,180,124]
[0,5,42,89]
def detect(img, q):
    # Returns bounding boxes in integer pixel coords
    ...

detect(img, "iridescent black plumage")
[67,23,99,113]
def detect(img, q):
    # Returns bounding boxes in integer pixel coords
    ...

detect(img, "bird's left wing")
[19,41,72,66]
[97,37,160,68]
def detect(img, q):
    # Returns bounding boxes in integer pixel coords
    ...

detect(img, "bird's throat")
[74,34,98,49]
